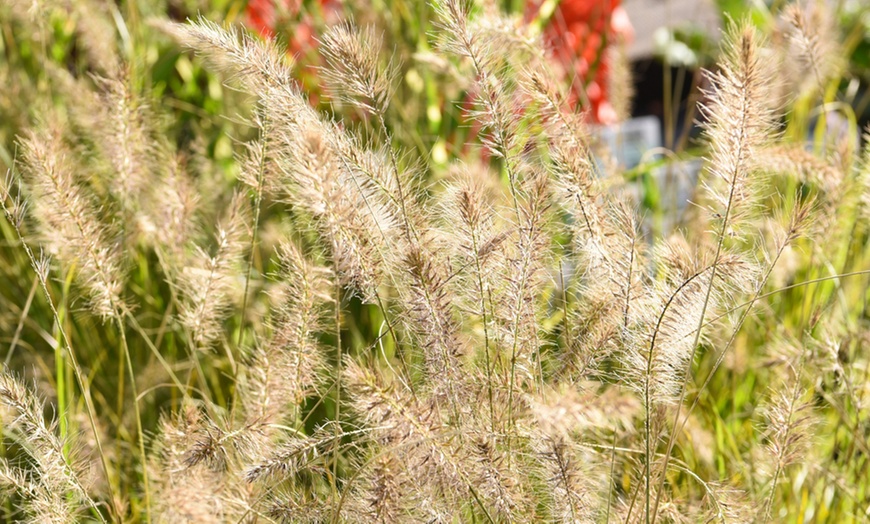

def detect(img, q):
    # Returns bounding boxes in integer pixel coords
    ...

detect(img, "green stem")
[331,279,343,513]
[116,319,151,524]
[3,217,114,521]
[237,112,269,356]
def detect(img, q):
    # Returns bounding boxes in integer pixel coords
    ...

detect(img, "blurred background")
[4,0,870,206]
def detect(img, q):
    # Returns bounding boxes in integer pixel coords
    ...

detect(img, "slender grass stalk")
[54,268,71,460]
[605,431,617,523]
[237,111,270,355]
[4,276,38,367]
[471,216,495,431]
[643,268,710,524]
[650,21,776,523]
[331,152,417,399]
[331,277,343,514]
[116,320,152,522]
[433,2,539,445]
[762,357,808,523]
[0,195,116,520]
[660,201,813,504]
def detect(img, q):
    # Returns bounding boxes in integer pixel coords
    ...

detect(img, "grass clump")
[0,0,869,522]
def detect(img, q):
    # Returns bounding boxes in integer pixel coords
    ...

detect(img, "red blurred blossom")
[457,1,634,160]
[246,0,294,39]
[245,0,340,57]
[530,0,634,124]
[245,0,341,104]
